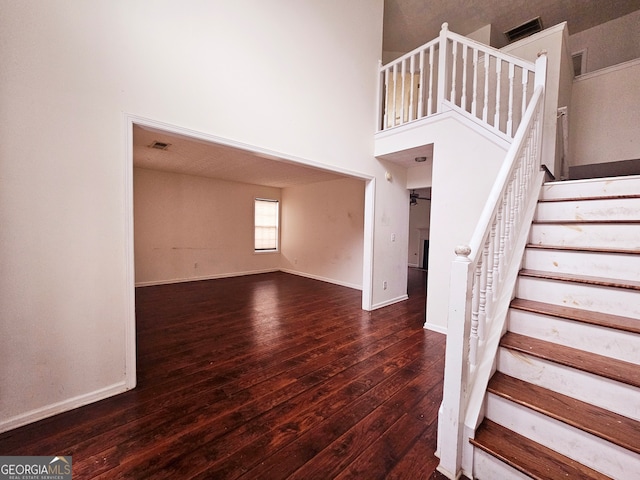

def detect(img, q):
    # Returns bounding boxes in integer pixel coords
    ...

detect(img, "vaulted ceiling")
[135,1,640,186]
[384,0,640,53]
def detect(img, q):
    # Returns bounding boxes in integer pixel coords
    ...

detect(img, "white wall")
[374,113,508,332]
[134,168,282,285]
[0,0,386,431]
[280,178,365,289]
[570,60,640,166]
[503,23,574,178]
[569,10,640,74]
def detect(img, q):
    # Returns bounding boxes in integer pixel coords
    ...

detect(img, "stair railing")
[437,52,548,480]
[379,23,536,141]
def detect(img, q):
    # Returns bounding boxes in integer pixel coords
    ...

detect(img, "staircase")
[470,175,640,479]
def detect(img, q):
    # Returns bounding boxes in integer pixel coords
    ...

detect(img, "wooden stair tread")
[471,419,611,480]
[510,298,640,335]
[532,219,640,226]
[500,332,640,389]
[488,372,640,454]
[526,243,640,256]
[538,193,640,203]
[519,268,640,291]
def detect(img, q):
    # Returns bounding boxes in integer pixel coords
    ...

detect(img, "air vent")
[149,141,171,150]
[504,17,543,43]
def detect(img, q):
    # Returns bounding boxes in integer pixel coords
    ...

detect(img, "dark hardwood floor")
[0,269,448,479]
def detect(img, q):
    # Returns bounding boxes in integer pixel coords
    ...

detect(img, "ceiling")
[384,0,640,53]
[133,125,346,188]
[135,1,640,187]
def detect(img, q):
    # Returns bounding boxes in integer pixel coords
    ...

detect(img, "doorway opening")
[124,114,376,388]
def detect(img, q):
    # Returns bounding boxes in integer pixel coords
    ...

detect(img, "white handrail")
[437,51,547,479]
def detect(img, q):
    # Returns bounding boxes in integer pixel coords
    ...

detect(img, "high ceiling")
[384,0,640,53]
[135,1,640,186]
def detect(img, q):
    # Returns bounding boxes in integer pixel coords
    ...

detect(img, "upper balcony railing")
[378,23,538,141]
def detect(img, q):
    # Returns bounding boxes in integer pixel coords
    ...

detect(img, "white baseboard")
[423,321,447,335]
[279,269,362,291]
[371,294,409,310]
[0,381,128,434]
[135,268,280,287]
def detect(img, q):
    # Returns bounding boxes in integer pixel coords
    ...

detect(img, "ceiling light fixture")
[414,156,427,163]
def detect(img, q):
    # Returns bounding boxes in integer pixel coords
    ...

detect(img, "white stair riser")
[523,248,640,282]
[497,348,640,421]
[508,309,640,364]
[516,276,640,319]
[541,175,640,201]
[486,393,640,479]
[536,197,640,222]
[529,223,640,251]
[473,448,531,480]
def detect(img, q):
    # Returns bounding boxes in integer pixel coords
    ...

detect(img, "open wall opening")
[127,116,375,384]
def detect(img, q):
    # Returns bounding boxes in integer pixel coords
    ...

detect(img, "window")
[254,198,279,252]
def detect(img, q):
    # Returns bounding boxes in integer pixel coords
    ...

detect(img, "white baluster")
[483,53,490,123]
[478,243,488,340]
[450,41,458,102]
[470,259,481,366]
[494,58,502,130]
[486,222,496,317]
[418,49,425,118]
[471,48,478,117]
[409,55,416,122]
[521,69,530,123]
[493,210,502,289]
[506,63,515,136]
[383,68,390,129]
[461,44,468,111]
[400,59,407,124]
[391,63,398,127]
[428,45,435,115]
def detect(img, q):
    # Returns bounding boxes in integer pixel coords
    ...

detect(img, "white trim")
[442,101,513,149]
[362,178,376,310]
[423,321,448,335]
[279,269,362,291]
[374,108,510,153]
[135,268,281,288]
[370,294,409,310]
[574,57,640,82]
[123,116,137,390]
[126,115,371,181]
[137,268,362,291]
[0,382,127,434]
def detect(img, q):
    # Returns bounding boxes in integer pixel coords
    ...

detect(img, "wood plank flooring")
[0,269,448,479]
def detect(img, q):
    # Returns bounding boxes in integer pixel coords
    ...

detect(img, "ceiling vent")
[504,17,543,43]
[149,141,171,150]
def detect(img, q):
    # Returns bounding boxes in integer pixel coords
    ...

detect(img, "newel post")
[437,245,473,479]
[436,22,449,113]
[534,50,548,89]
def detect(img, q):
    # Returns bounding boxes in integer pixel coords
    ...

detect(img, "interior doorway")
[407,187,431,271]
